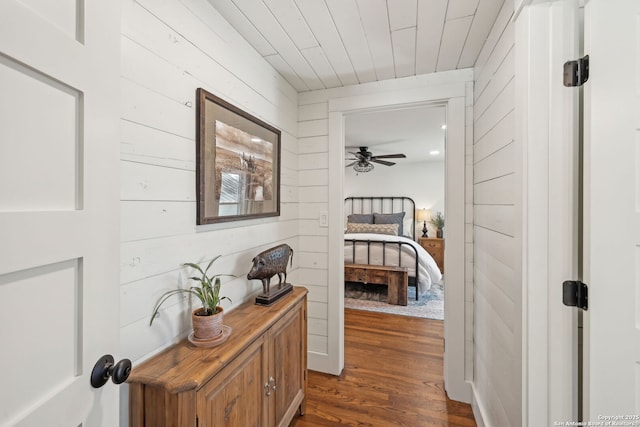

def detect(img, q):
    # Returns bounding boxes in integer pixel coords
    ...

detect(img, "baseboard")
[307,350,343,376]
[471,382,489,427]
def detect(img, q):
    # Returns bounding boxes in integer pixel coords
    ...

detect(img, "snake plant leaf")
[150,256,234,327]
[150,288,199,326]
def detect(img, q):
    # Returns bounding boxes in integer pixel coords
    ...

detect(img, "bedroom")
[342,105,446,317]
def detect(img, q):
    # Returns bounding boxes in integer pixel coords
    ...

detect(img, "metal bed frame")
[344,196,420,300]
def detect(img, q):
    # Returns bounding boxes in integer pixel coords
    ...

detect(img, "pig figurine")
[247,244,293,294]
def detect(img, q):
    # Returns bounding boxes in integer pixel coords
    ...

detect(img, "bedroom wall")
[119,0,298,423]
[344,160,445,238]
[472,0,522,426]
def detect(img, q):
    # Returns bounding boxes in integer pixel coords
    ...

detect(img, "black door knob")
[90,354,132,388]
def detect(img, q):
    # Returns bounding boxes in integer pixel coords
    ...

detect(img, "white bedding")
[344,233,442,296]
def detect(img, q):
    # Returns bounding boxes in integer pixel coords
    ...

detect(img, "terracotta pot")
[192,306,224,340]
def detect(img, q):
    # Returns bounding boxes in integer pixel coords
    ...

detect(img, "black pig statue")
[247,244,294,294]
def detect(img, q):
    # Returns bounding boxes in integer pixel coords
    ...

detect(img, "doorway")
[343,105,446,319]
[323,76,472,402]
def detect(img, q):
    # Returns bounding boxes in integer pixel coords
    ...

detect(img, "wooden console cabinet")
[344,263,408,305]
[128,287,307,427]
[419,237,444,273]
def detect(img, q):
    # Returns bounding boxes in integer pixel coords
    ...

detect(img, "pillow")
[347,213,374,224]
[373,212,405,236]
[345,222,399,236]
[403,216,414,238]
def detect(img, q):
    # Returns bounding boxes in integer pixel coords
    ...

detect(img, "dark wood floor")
[290,309,476,427]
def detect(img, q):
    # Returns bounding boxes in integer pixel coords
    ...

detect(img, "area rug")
[344,281,444,320]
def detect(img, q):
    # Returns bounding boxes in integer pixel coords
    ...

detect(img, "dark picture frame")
[196,88,281,225]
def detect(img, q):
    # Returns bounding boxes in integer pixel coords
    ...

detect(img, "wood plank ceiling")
[208,0,505,92]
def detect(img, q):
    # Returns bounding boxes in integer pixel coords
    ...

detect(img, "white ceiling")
[345,104,446,165]
[208,0,505,92]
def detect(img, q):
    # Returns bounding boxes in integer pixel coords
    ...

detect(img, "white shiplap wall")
[119,0,299,378]
[297,101,330,357]
[472,1,521,426]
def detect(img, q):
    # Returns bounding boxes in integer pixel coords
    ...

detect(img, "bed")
[344,196,442,299]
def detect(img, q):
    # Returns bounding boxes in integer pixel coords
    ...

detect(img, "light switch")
[319,211,328,227]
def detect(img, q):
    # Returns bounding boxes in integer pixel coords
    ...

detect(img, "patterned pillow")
[373,212,405,236]
[347,213,374,224]
[346,222,399,235]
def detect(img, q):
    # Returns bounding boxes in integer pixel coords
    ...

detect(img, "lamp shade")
[416,209,431,222]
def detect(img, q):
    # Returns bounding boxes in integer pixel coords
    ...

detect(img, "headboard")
[344,196,416,240]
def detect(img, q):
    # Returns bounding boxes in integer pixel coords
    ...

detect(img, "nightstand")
[419,237,444,273]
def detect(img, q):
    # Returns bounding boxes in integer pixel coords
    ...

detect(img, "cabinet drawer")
[422,241,443,250]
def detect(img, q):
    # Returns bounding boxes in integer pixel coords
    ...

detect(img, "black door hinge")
[563,280,588,310]
[563,55,589,87]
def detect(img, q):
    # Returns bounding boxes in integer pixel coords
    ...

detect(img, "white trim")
[515,2,579,425]
[472,382,490,427]
[326,72,472,401]
[443,95,468,402]
[307,351,339,375]
[325,110,345,376]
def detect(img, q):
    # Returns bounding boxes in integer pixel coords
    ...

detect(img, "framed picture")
[196,88,281,224]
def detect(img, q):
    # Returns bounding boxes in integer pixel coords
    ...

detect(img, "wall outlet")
[319,211,328,227]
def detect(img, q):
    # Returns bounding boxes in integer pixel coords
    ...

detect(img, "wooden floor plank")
[290,309,476,427]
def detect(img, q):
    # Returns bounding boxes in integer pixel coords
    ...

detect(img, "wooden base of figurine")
[255,283,293,306]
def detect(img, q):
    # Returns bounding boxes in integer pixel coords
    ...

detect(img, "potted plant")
[430,211,445,238]
[150,255,232,340]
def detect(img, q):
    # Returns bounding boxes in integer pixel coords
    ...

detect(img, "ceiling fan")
[345,146,406,172]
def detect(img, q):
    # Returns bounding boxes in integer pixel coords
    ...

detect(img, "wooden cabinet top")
[127,286,307,394]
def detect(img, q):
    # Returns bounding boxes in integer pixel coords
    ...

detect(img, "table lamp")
[416,209,431,238]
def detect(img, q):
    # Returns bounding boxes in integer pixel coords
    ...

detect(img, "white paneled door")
[583,0,640,419]
[0,1,120,426]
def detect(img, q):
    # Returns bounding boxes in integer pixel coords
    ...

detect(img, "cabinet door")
[197,336,269,427]
[270,302,306,427]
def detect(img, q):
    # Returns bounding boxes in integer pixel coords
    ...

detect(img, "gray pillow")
[373,212,405,235]
[347,213,374,224]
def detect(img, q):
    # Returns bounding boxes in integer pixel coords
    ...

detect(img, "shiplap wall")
[297,97,329,359]
[119,0,298,399]
[472,1,521,426]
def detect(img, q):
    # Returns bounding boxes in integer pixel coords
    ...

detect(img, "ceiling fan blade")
[371,159,395,166]
[345,161,358,167]
[371,153,406,159]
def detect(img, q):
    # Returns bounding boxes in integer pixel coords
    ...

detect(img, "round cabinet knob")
[91,355,132,388]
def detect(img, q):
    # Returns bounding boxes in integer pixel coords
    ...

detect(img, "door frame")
[515,1,580,425]
[325,72,472,402]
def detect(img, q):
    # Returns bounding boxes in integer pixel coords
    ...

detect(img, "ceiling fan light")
[353,161,374,173]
